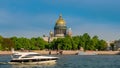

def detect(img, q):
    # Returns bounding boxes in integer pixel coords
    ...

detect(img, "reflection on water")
[10,61,57,68]
[11,64,56,68]
[0,63,57,68]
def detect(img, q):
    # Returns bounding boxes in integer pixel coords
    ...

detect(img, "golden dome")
[56,14,66,26]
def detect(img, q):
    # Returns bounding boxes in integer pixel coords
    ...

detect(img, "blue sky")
[0,0,120,41]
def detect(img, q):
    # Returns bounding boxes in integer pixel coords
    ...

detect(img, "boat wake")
[0,62,9,64]
[0,62,56,68]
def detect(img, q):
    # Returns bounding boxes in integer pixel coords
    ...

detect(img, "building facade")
[54,14,67,37]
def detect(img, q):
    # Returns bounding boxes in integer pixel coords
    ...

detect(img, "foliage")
[1,38,14,50]
[49,33,107,51]
[10,37,48,50]
[0,36,3,50]
[0,33,107,51]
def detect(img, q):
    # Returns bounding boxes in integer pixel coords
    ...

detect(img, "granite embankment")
[0,51,12,55]
[34,50,120,55]
[0,50,120,55]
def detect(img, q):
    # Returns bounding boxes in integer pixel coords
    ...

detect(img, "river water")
[0,55,120,68]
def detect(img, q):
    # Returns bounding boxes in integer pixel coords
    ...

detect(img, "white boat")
[9,51,58,64]
[77,51,97,55]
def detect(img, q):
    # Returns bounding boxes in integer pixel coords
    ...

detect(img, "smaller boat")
[77,51,97,55]
[77,47,97,55]
[9,51,58,64]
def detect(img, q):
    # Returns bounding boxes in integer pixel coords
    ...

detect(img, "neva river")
[0,55,120,68]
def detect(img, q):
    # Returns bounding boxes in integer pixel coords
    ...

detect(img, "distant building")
[106,41,114,50]
[67,28,72,37]
[107,40,120,51]
[43,14,72,42]
[114,40,120,51]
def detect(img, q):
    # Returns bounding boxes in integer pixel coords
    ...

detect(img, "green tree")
[0,36,3,50]
[30,37,39,50]
[97,40,107,50]
[72,36,80,49]
[90,36,99,50]
[62,37,72,50]
[2,38,14,50]
[110,43,114,51]
[81,33,91,51]
[34,37,48,50]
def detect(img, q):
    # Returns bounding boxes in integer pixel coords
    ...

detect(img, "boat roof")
[13,51,39,55]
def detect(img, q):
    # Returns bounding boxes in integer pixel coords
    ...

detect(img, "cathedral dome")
[56,14,66,26]
[54,14,67,37]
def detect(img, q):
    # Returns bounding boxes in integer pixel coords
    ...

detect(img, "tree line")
[0,33,107,51]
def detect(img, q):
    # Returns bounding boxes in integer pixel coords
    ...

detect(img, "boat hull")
[9,60,57,65]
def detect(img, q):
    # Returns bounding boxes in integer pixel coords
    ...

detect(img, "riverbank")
[0,50,120,55]
[34,50,120,55]
[0,51,12,55]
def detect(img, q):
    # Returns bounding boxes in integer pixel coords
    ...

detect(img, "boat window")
[12,55,21,58]
[22,56,33,58]
[26,54,41,56]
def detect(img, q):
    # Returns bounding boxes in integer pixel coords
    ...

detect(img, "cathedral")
[54,14,67,37]
[43,14,72,42]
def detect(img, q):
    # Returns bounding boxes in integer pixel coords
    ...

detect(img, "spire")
[59,14,62,19]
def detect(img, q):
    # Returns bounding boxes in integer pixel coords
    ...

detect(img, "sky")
[0,0,120,41]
